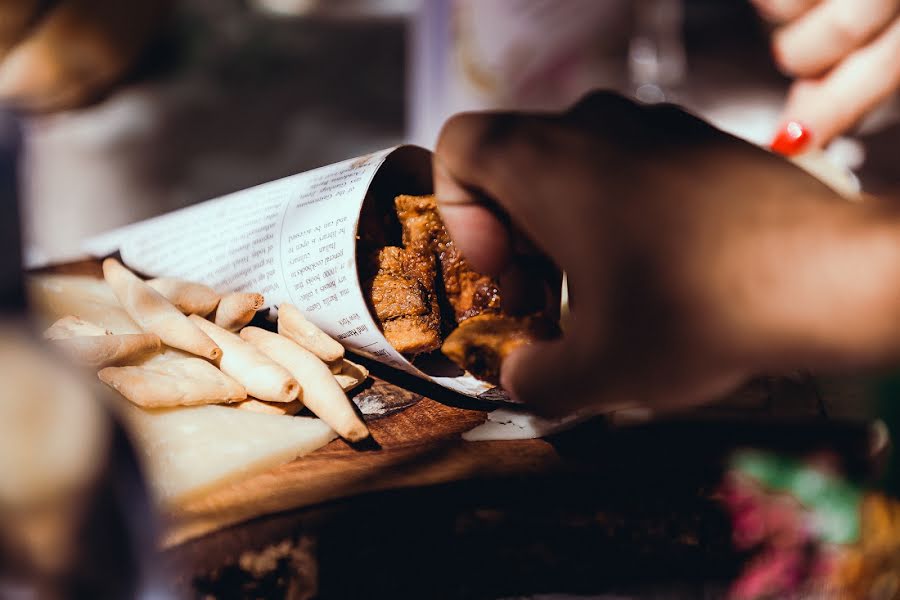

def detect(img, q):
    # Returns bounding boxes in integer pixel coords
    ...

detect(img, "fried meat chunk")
[364,246,441,356]
[440,313,557,383]
[394,195,501,323]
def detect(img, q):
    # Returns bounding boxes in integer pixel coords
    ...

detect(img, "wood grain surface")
[163,393,564,547]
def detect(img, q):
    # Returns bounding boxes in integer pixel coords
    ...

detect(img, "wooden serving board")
[163,378,564,547]
[159,369,856,547]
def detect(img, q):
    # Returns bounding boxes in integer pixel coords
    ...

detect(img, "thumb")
[432,157,513,277]
[501,338,625,417]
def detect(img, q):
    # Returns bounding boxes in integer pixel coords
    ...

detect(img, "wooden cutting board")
[162,374,565,547]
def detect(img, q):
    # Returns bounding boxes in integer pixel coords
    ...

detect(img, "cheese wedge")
[115,401,336,505]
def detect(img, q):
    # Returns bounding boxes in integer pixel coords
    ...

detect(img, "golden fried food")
[365,246,441,355]
[441,313,557,383]
[395,195,501,323]
[363,194,556,376]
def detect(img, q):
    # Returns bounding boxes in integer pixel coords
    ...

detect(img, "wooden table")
[38,262,876,598]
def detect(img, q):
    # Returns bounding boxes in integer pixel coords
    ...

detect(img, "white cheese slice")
[116,401,337,506]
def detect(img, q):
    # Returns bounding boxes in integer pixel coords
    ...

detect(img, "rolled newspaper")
[85,146,499,398]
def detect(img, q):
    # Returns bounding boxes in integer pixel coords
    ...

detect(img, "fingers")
[432,154,513,276]
[779,14,900,145]
[0,1,42,57]
[773,0,900,76]
[751,0,819,23]
[500,338,612,416]
[433,110,566,272]
[0,0,171,112]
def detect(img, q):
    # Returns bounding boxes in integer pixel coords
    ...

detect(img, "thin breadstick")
[147,278,220,316]
[234,398,304,416]
[51,333,161,368]
[334,358,369,392]
[43,315,161,367]
[98,352,246,408]
[43,315,109,339]
[27,275,142,334]
[189,315,300,404]
[102,258,221,361]
[214,293,264,332]
[278,303,344,365]
[240,327,369,442]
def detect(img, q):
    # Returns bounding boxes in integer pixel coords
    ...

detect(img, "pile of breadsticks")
[40,258,370,442]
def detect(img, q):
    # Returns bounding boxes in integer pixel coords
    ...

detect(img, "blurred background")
[13,0,900,266]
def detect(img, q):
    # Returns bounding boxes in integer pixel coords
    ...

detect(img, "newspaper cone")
[84,146,498,399]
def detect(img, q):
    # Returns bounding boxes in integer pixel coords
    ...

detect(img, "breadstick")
[147,278,220,316]
[278,303,344,366]
[51,332,161,368]
[213,292,264,332]
[43,315,109,339]
[234,398,304,416]
[99,352,246,408]
[27,275,141,334]
[189,315,300,404]
[334,358,369,392]
[102,258,221,361]
[240,327,369,442]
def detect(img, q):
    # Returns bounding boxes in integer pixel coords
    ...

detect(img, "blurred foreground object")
[720,449,900,599]
[0,110,22,311]
[0,325,171,599]
[0,0,172,112]
[0,326,107,593]
[0,110,168,598]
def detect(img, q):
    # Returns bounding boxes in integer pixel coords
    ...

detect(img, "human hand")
[752,0,900,152]
[0,0,171,112]
[434,92,900,416]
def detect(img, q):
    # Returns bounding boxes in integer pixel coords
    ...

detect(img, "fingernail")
[770,121,811,156]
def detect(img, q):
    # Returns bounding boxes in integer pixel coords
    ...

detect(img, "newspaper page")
[84,145,494,398]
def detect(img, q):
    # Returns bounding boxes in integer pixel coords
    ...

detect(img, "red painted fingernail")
[770,121,811,156]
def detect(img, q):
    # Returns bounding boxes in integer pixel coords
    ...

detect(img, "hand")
[753,0,900,150]
[434,92,900,416]
[0,0,170,112]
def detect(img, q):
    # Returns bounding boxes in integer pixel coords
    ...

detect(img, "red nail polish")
[770,121,811,156]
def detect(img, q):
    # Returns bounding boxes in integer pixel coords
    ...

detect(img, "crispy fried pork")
[364,246,441,356]
[441,314,557,383]
[394,195,501,323]
[363,194,556,376]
